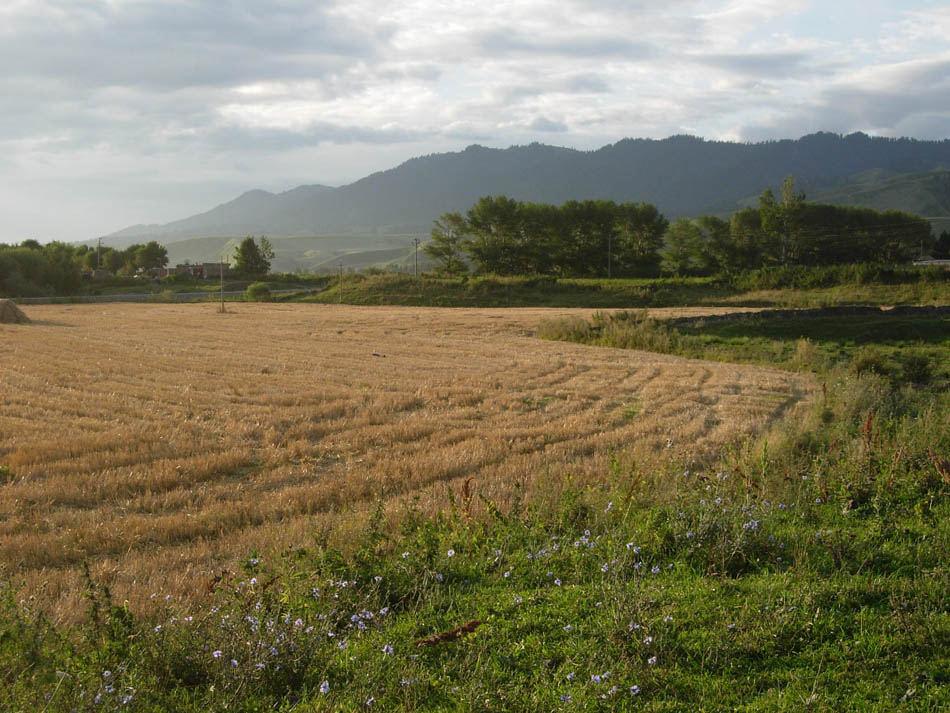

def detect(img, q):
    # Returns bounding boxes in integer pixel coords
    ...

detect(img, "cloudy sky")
[3,0,949,242]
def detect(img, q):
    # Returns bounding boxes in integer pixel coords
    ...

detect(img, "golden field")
[0,303,814,622]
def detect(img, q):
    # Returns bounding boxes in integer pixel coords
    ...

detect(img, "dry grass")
[0,303,813,622]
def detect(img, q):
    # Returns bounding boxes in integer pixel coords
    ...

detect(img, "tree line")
[0,236,278,297]
[0,240,168,296]
[425,179,937,277]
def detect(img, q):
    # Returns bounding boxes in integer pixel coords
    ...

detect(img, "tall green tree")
[760,175,806,264]
[614,202,668,276]
[425,213,470,274]
[233,236,271,276]
[134,241,169,271]
[661,218,703,275]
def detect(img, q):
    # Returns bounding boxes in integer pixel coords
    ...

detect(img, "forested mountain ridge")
[101,133,950,248]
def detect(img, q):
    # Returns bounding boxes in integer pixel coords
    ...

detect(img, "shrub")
[537,316,592,343]
[245,282,272,301]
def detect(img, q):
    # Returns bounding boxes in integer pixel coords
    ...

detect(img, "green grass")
[3,306,949,712]
[296,271,950,308]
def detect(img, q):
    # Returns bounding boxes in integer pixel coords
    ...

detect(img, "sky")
[2,0,949,243]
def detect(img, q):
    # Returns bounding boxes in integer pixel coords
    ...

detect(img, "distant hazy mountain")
[102,132,950,253]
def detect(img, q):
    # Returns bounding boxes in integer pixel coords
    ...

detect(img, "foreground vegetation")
[2,308,947,711]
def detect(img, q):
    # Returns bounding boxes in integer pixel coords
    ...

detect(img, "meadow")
[0,303,810,624]
[1,302,946,711]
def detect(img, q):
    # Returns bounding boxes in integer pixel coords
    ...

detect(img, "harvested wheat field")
[0,303,813,622]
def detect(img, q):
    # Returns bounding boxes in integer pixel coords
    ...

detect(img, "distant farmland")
[0,304,814,622]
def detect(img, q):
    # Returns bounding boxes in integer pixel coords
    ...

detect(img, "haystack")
[0,299,30,324]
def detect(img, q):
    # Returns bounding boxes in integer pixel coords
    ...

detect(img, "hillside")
[101,132,950,251]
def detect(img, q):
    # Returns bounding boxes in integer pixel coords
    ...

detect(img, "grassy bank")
[3,310,948,711]
[297,270,950,308]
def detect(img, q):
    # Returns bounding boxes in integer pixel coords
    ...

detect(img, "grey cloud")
[696,51,835,79]
[528,116,568,132]
[2,0,381,91]
[478,28,655,59]
[202,123,432,153]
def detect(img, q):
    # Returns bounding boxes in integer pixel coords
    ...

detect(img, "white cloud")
[0,0,947,242]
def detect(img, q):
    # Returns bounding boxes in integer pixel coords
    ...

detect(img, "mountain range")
[100,132,950,272]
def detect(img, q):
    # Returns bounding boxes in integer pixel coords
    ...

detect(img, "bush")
[537,316,591,343]
[245,282,272,301]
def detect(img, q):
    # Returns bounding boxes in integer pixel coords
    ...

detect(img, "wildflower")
[212,650,223,658]
[554,578,562,586]
[664,615,673,622]
[320,681,330,694]
[250,577,257,585]
[563,624,572,632]
[647,656,657,665]
[366,697,375,706]
[715,497,722,505]
[566,672,576,680]
[374,575,383,582]
[382,644,394,655]
[700,499,707,506]
[153,625,161,632]
[256,663,266,670]
[644,636,653,644]
[513,595,523,603]
[628,622,640,630]
[601,563,609,573]
[120,694,133,705]
[401,552,410,559]
[230,659,238,667]
[94,693,103,704]
[630,685,641,695]
[504,570,512,579]
[435,573,443,582]
[608,686,618,695]
[401,679,411,686]
[102,671,112,679]
[604,501,613,512]
[447,549,455,557]
[686,531,694,539]
[560,693,573,702]
[591,674,602,684]
[379,606,390,615]
[651,565,660,574]
[270,647,278,656]
[337,640,347,649]
[294,618,304,627]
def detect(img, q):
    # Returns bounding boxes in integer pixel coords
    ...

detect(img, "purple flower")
[212,650,223,658]
[447,549,455,557]
[647,656,657,665]
[630,685,641,695]
[382,644,394,655]
[319,680,330,694]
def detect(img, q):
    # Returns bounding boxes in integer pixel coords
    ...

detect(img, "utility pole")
[413,238,419,278]
[219,257,225,313]
[339,262,344,304]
